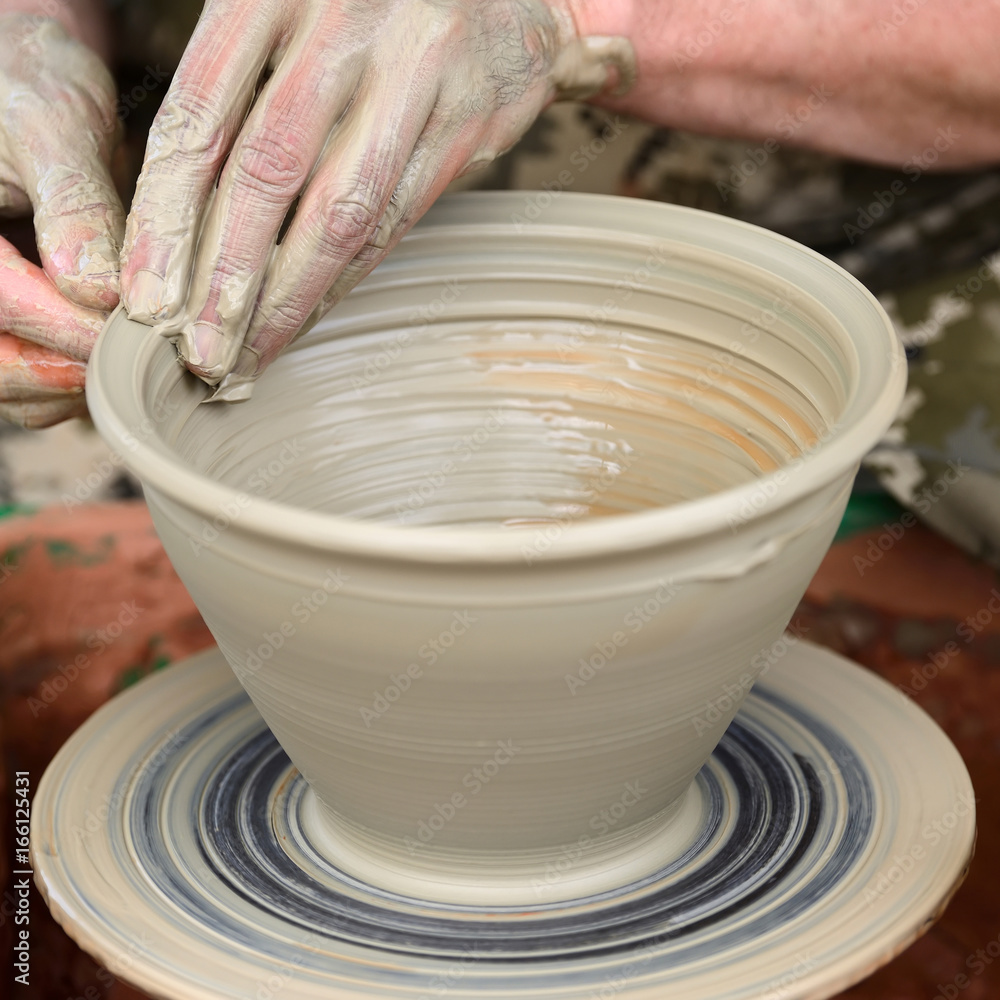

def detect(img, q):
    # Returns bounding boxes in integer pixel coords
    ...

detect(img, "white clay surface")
[87,193,906,905]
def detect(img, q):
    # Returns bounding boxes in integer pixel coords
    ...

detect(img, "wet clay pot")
[87,193,905,905]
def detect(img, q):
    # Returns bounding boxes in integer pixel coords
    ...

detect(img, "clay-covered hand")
[120,0,633,399]
[0,13,124,427]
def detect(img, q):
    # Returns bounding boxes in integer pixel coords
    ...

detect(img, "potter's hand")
[0,330,88,428]
[120,0,634,398]
[0,13,124,427]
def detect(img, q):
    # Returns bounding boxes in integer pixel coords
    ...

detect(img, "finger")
[200,80,439,392]
[2,21,124,311]
[120,0,285,324]
[211,120,466,400]
[0,397,86,428]
[0,235,105,360]
[0,332,87,428]
[0,331,87,392]
[15,149,125,312]
[158,22,371,383]
[0,396,86,428]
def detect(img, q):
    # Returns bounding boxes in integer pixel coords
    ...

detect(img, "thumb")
[0,235,105,361]
[16,128,125,312]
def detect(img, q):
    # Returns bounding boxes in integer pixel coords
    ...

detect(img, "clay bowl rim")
[87,193,906,565]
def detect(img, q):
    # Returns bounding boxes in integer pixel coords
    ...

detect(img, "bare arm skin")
[570,0,1000,169]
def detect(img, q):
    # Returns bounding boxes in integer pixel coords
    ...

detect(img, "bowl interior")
[172,317,835,528]
[89,193,903,560]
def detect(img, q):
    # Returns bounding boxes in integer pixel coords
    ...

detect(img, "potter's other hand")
[120,0,634,398]
[0,13,124,426]
[0,331,88,428]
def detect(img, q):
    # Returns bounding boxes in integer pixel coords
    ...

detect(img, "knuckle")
[311,196,381,256]
[210,253,258,285]
[153,86,225,159]
[258,300,307,339]
[345,243,384,272]
[36,167,110,219]
[232,127,308,198]
[419,5,466,46]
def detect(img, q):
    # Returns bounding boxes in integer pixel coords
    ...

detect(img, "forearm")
[0,0,111,62]
[567,0,1000,169]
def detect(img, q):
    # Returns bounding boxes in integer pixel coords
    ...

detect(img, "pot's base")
[32,641,974,1000]
[302,778,704,906]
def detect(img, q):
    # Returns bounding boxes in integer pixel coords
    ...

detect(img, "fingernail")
[178,320,243,386]
[54,273,119,312]
[202,343,261,402]
[124,268,169,322]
